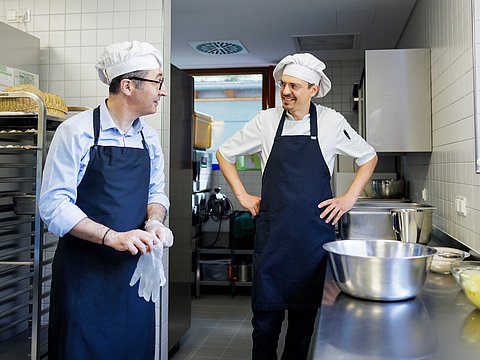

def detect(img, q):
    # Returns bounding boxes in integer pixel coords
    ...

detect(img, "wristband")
[102,228,111,245]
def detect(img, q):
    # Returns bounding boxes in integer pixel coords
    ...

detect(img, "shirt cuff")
[48,205,87,237]
[148,194,170,212]
[355,152,377,167]
[218,147,237,164]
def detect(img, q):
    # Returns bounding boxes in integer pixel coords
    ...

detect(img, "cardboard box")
[194,111,212,149]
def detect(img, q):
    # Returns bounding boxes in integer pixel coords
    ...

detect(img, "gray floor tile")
[202,335,234,348]
[193,345,226,358]
[171,293,288,360]
[222,346,252,359]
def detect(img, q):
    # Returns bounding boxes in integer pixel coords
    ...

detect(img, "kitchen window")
[187,68,274,166]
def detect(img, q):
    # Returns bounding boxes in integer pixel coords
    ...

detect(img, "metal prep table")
[309,246,480,359]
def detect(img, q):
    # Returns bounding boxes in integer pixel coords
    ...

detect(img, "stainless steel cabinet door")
[365,49,432,152]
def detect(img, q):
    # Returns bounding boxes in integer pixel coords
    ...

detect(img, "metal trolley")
[0,92,62,359]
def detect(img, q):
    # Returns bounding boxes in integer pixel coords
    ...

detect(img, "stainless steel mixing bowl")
[323,240,436,301]
[370,179,405,199]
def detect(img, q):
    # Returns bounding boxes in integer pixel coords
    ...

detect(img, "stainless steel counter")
[309,269,480,359]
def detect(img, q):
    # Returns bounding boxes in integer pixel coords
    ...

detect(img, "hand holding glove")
[129,245,166,303]
[145,220,174,248]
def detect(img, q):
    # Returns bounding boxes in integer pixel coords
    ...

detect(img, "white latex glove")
[145,220,174,248]
[129,245,166,303]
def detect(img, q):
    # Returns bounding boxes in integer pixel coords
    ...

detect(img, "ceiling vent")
[188,40,249,55]
[292,33,360,51]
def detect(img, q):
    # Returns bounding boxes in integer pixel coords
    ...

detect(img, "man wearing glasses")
[216,53,378,359]
[39,41,172,359]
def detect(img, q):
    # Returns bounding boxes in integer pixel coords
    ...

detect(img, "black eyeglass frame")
[128,76,164,90]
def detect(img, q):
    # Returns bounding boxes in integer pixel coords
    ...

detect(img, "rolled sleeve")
[39,121,89,237]
[43,200,87,237]
[145,127,170,212]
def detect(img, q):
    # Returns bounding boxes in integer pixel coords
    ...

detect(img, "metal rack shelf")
[0,92,61,359]
[195,245,253,298]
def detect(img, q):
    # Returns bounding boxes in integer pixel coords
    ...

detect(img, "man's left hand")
[145,220,174,247]
[318,193,357,225]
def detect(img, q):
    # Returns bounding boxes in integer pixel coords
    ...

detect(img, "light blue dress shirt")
[39,101,170,237]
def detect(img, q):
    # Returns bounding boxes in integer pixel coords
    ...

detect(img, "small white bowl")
[430,247,470,274]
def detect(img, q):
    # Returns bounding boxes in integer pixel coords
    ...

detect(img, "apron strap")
[93,106,101,146]
[309,102,318,140]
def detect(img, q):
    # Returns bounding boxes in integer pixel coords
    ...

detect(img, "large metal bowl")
[323,240,436,301]
[370,179,405,199]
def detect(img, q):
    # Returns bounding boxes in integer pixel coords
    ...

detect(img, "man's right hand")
[104,229,156,255]
[238,193,261,217]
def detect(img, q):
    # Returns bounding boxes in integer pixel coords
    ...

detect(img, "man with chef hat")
[39,41,173,359]
[216,53,378,359]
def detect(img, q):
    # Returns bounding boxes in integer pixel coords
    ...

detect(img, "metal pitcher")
[390,208,433,244]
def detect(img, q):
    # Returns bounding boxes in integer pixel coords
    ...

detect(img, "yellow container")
[193,111,212,149]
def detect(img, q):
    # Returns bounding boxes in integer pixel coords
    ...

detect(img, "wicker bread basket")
[0,84,68,118]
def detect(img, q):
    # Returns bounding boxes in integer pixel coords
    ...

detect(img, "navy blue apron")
[252,103,335,310]
[48,106,154,359]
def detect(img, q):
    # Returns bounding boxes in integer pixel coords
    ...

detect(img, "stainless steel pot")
[323,240,436,301]
[338,201,435,243]
[391,207,433,244]
[238,263,252,282]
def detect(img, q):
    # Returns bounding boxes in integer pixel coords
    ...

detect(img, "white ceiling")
[171,0,418,70]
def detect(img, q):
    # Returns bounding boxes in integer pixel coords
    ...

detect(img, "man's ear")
[120,78,134,95]
[311,84,319,98]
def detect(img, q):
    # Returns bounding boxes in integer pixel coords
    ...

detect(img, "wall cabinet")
[360,48,432,152]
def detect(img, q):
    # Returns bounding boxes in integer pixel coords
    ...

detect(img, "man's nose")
[281,85,291,95]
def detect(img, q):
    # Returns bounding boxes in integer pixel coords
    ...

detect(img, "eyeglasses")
[276,80,313,92]
[129,76,164,90]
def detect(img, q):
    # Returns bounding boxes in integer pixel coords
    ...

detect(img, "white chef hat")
[273,53,331,97]
[95,41,163,85]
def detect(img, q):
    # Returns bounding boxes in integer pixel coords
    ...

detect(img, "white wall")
[398,0,480,252]
[0,0,171,358]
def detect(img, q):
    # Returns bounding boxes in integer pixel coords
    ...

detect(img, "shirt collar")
[99,100,144,135]
[285,111,310,122]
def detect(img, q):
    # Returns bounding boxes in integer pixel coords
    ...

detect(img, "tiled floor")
[169,291,286,360]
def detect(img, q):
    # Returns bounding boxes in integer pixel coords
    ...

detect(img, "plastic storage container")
[193,111,212,149]
[200,259,230,281]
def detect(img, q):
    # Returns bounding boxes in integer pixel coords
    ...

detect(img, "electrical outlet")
[22,9,31,22]
[421,188,427,203]
[6,8,31,23]
[6,9,17,22]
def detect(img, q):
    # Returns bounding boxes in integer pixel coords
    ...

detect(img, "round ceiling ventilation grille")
[188,40,248,55]
[197,41,242,54]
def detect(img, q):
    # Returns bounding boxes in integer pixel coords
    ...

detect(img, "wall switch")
[455,196,467,217]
